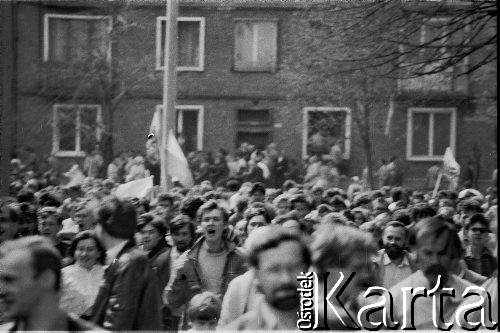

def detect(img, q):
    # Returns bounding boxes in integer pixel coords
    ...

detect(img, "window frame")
[397,16,468,92]
[155,105,204,150]
[406,107,457,162]
[156,17,206,72]
[52,104,103,157]
[233,18,279,72]
[302,107,352,160]
[43,14,112,63]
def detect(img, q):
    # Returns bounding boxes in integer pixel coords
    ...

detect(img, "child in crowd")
[186,292,221,331]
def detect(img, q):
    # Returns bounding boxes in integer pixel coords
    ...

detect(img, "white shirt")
[60,263,105,315]
[380,250,413,289]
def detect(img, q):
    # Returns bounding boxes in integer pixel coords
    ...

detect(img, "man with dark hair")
[37,206,70,262]
[180,195,206,221]
[163,214,196,331]
[0,202,20,244]
[289,194,311,222]
[91,197,162,330]
[165,200,246,328]
[155,192,175,223]
[0,236,100,330]
[225,225,310,330]
[388,217,483,329]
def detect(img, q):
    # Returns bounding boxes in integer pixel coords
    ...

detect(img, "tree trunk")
[356,100,375,190]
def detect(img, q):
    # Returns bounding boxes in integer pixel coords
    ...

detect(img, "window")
[302,107,351,159]
[52,104,102,157]
[398,17,469,92]
[406,107,457,161]
[236,109,273,149]
[155,105,204,154]
[44,14,111,63]
[156,17,205,71]
[234,19,278,72]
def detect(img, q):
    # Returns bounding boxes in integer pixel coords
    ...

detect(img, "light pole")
[160,0,178,191]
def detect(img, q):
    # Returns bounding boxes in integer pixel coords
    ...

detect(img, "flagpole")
[161,0,178,191]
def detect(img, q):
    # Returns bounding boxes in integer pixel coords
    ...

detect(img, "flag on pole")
[443,147,460,177]
[443,147,460,191]
[115,176,154,199]
[166,130,194,188]
[149,109,161,139]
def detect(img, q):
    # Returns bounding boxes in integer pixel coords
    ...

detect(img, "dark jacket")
[165,237,247,309]
[147,238,172,292]
[91,240,162,330]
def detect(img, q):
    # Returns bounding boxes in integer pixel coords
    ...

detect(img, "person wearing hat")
[90,197,162,330]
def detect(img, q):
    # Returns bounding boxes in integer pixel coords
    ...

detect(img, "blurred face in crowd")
[325,251,377,306]
[38,212,61,242]
[172,224,193,253]
[312,190,323,204]
[0,218,19,244]
[140,224,162,252]
[234,220,247,243]
[467,221,489,248]
[246,215,267,236]
[75,238,100,270]
[156,199,173,218]
[251,191,265,204]
[200,209,225,244]
[352,212,365,226]
[18,215,36,237]
[275,200,290,216]
[293,202,310,220]
[382,226,406,261]
[372,201,387,217]
[73,208,96,232]
[0,249,45,320]
[282,219,302,233]
[417,231,454,287]
[255,240,307,311]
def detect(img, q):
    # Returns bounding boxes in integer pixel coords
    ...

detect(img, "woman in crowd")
[60,231,106,317]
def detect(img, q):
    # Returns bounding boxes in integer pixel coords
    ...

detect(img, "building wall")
[12,1,497,189]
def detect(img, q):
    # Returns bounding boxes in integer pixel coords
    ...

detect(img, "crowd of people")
[0,144,498,331]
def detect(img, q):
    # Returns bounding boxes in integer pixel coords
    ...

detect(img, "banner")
[115,176,154,199]
[166,130,194,188]
[149,109,161,138]
[442,147,460,191]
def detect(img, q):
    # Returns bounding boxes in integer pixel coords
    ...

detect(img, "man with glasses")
[463,213,497,277]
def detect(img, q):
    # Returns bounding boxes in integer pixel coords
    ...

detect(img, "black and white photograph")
[0,0,497,331]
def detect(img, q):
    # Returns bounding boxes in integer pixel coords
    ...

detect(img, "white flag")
[443,147,460,177]
[115,176,154,199]
[442,147,460,191]
[149,109,161,138]
[166,131,194,188]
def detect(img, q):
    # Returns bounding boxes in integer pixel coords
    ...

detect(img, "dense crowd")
[0,144,497,331]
